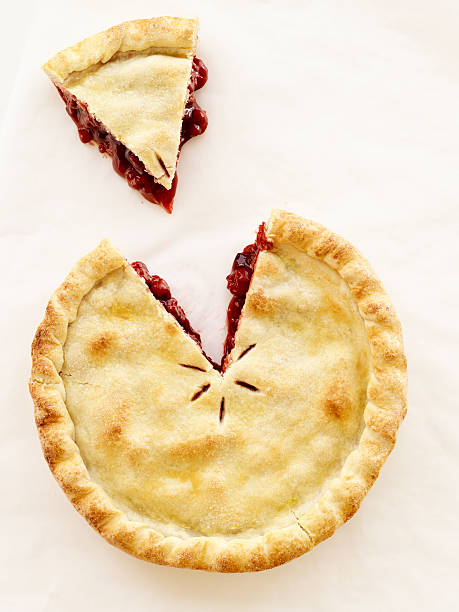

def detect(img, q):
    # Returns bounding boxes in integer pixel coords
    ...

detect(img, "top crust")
[29,211,407,572]
[42,17,199,83]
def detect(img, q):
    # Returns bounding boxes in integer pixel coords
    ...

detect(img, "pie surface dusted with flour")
[42,17,208,213]
[29,210,407,572]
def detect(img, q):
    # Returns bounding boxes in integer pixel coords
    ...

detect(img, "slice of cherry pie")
[29,210,407,571]
[42,17,208,213]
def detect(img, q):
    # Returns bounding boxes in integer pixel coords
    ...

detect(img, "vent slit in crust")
[179,364,207,372]
[155,153,171,179]
[235,380,260,392]
[219,397,225,422]
[131,223,272,370]
[237,344,256,361]
[191,383,211,402]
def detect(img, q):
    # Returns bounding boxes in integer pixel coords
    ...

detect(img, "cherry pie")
[42,17,208,213]
[29,211,407,571]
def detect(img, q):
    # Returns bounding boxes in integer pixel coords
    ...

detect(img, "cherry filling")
[181,57,209,147]
[131,224,273,371]
[56,57,208,213]
[222,224,273,366]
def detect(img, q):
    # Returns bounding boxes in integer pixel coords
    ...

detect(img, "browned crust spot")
[88,332,115,358]
[245,289,275,315]
[166,432,237,460]
[323,381,352,420]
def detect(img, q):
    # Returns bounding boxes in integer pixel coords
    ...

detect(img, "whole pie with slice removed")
[29,210,407,572]
[42,17,208,213]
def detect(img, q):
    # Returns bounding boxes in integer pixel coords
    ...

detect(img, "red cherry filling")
[222,224,273,366]
[131,224,273,371]
[181,58,209,147]
[56,57,208,213]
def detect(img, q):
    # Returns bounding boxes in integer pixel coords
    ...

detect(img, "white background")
[1,0,458,610]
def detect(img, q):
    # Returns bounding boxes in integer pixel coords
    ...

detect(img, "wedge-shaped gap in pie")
[43,17,208,213]
[131,222,273,371]
[29,210,407,572]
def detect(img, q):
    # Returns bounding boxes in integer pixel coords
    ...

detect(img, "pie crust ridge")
[29,211,407,572]
[42,17,198,83]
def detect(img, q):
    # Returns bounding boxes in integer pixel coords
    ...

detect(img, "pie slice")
[42,17,208,213]
[29,210,407,572]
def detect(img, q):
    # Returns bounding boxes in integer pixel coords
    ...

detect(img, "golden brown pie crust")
[29,210,407,572]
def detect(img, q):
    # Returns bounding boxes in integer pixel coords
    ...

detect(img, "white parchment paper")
[0,0,458,610]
